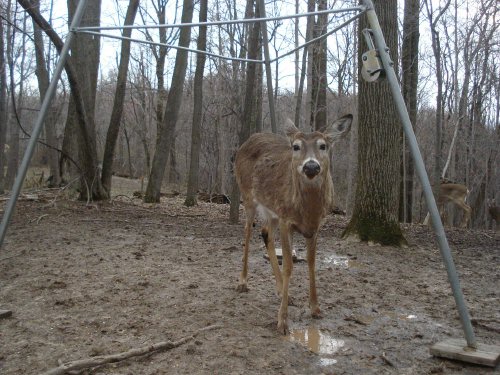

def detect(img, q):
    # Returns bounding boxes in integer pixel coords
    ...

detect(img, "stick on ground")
[41,324,222,375]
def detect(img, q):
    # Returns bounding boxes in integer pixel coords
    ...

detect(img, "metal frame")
[0,0,482,354]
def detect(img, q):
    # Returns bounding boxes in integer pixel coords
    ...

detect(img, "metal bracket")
[361,28,384,82]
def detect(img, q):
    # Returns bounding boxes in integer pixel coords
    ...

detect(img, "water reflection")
[287,327,345,366]
[323,254,365,269]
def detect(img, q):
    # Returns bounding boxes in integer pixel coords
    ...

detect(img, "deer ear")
[322,114,353,143]
[285,118,300,139]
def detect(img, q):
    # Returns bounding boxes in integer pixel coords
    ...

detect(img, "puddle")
[287,327,345,366]
[263,248,305,263]
[345,311,418,326]
[322,254,365,269]
[383,311,418,321]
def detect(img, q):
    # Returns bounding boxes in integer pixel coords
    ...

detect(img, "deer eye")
[319,144,327,151]
[292,144,301,151]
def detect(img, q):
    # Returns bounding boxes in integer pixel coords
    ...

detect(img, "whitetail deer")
[234,114,352,334]
[438,181,471,228]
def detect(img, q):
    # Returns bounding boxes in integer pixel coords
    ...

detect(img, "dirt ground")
[0,177,499,374]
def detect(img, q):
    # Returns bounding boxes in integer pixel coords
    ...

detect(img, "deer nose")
[303,160,320,178]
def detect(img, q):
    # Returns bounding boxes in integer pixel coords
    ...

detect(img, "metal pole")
[256,0,277,133]
[0,0,89,248]
[74,7,366,32]
[362,0,477,348]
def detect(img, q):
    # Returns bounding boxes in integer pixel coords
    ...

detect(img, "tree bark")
[399,0,419,223]
[185,0,208,207]
[423,0,452,192]
[32,0,61,186]
[343,0,406,246]
[144,0,194,203]
[101,0,140,193]
[311,0,327,131]
[19,0,108,200]
[5,9,24,188]
[229,0,260,223]
[0,7,8,194]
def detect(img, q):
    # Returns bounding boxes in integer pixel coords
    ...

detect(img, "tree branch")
[41,324,221,375]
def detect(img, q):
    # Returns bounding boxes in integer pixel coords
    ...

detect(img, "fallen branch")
[41,324,221,375]
[381,351,395,367]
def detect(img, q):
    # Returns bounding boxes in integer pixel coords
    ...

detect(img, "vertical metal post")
[362,0,477,348]
[0,0,89,248]
[256,0,277,133]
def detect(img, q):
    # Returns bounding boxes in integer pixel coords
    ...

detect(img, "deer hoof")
[277,319,289,335]
[311,308,322,319]
[236,283,248,293]
[311,305,323,319]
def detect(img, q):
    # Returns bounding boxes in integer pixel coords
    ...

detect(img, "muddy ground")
[0,177,499,374]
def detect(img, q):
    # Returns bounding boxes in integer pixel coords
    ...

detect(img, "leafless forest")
[0,0,498,228]
[1,1,500,374]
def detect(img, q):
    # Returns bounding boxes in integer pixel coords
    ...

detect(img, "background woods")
[0,0,498,229]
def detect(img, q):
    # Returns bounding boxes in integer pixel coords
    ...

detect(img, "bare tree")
[144,0,194,203]
[310,0,327,131]
[423,0,452,190]
[101,0,140,193]
[0,2,8,194]
[32,0,61,186]
[19,0,108,200]
[343,0,406,246]
[5,2,25,188]
[399,0,419,222]
[185,0,208,207]
[229,0,261,223]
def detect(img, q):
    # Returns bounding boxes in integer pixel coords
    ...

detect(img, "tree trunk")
[305,0,314,130]
[311,0,327,131]
[152,1,168,153]
[19,0,108,200]
[294,8,313,128]
[144,0,194,203]
[185,0,208,207]
[32,0,60,187]
[399,0,419,223]
[423,0,451,193]
[229,0,260,223]
[5,1,20,188]
[343,0,406,246]
[0,8,8,194]
[67,0,107,201]
[101,0,140,193]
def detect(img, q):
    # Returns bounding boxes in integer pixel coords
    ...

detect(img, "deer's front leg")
[262,218,283,296]
[306,234,321,318]
[277,222,293,335]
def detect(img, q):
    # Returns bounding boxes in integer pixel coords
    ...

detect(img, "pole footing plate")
[430,338,500,367]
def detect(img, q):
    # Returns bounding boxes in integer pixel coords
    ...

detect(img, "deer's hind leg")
[237,204,256,292]
[262,217,283,297]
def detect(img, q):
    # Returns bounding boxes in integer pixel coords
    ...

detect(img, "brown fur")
[234,115,352,334]
[438,183,471,228]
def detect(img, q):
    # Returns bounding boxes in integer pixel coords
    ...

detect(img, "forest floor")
[0,176,499,374]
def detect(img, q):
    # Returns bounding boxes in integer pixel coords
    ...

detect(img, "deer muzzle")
[303,160,321,178]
